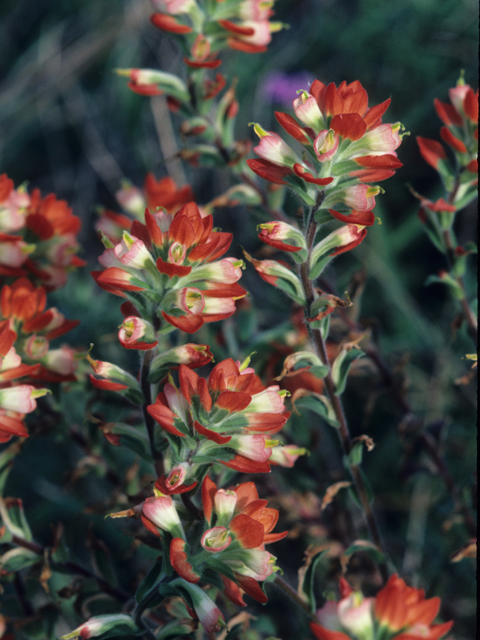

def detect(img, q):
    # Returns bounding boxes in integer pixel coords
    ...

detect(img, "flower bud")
[314,129,339,161]
[253,132,300,167]
[60,614,140,639]
[142,495,185,539]
[114,231,156,270]
[118,317,158,350]
[293,92,325,130]
[201,526,232,552]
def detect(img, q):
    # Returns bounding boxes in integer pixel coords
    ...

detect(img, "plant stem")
[11,534,131,602]
[334,300,477,539]
[299,209,389,584]
[442,227,477,344]
[140,350,164,477]
[273,574,317,620]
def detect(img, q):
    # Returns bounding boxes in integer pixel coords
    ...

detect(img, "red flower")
[95,202,246,333]
[249,79,403,223]
[147,358,289,471]
[310,574,453,640]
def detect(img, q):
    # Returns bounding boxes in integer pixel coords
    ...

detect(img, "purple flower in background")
[262,71,312,105]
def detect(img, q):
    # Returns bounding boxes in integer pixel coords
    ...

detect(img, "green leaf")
[348,441,364,466]
[157,621,196,639]
[293,393,339,428]
[298,549,328,613]
[425,273,464,300]
[331,347,364,395]
[343,540,385,564]
[135,556,163,604]
[0,441,22,496]
[102,423,153,461]
[0,547,39,573]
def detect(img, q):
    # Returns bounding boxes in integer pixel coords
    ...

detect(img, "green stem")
[299,205,389,584]
[442,227,477,344]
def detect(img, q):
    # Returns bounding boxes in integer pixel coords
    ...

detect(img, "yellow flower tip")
[85,352,97,368]
[20,243,36,256]
[249,122,269,139]
[239,352,256,371]
[31,388,50,399]
[457,69,466,86]
[269,21,286,33]
[278,389,291,398]
[114,68,133,77]
[153,486,166,497]
[266,439,280,448]
[375,216,382,225]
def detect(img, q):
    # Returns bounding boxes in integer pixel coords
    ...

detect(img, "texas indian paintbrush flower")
[93,201,246,333]
[247,79,405,226]
[147,357,290,477]
[310,574,453,640]
[140,476,286,609]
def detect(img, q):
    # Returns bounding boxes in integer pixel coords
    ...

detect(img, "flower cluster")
[96,173,194,243]
[415,78,478,245]
[0,174,84,289]
[147,357,290,475]
[93,201,246,334]
[310,574,453,640]
[248,79,404,220]
[0,278,79,383]
[149,0,284,66]
[417,79,478,176]
[0,322,48,442]
[140,476,286,629]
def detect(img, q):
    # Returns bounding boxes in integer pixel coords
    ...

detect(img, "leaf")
[0,496,33,541]
[331,347,364,395]
[291,390,340,428]
[341,539,385,571]
[0,441,23,496]
[425,273,464,300]
[100,422,153,461]
[297,547,328,613]
[0,547,39,573]
[157,621,197,639]
[321,481,352,511]
[135,556,164,603]
[450,539,477,562]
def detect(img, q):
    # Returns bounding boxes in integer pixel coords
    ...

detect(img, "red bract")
[149,0,284,59]
[0,279,79,382]
[310,574,453,640]
[95,202,246,333]
[96,174,194,243]
[0,323,47,442]
[417,79,478,172]
[0,176,84,289]
[147,358,289,473]
[249,79,403,219]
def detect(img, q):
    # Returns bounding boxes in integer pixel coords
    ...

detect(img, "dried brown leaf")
[321,481,352,511]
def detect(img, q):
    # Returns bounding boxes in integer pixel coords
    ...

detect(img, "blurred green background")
[0,0,477,638]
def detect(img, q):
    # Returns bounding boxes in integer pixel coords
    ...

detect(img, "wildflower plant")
[0,2,476,640]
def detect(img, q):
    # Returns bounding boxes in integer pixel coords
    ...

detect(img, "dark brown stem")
[181,492,201,519]
[418,434,477,538]
[300,207,389,584]
[140,350,164,477]
[273,574,317,620]
[336,302,477,538]
[14,572,35,617]
[12,535,131,603]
